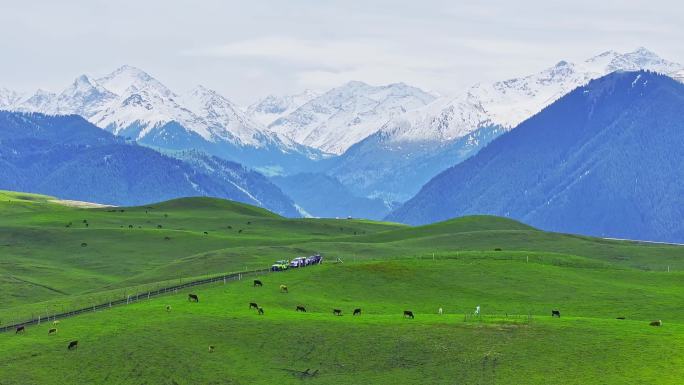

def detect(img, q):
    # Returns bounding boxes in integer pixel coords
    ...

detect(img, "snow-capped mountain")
[327,47,684,202]
[388,71,684,243]
[383,47,683,145]
[247,89,320,126]
[0,88,25,109]
[1,65,324,172]
[267,81,437,155]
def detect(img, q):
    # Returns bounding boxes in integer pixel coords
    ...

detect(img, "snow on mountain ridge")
[96,65,173,97]
[268,81,437,154]
[0,88,25,109]
[248,89,320,126]
[5,66,291,151]
[181,85,283,147]
[379,47,684,145]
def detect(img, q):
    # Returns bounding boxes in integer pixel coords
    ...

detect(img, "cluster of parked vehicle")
[271,254,323,271]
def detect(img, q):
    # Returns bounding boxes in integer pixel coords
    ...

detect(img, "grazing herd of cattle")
[13,320,79,351]
[10,278,665,352]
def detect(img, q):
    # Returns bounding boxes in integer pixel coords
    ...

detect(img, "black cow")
[249,302,259,310]
[296,306,307,312]
[68,340,78,350]
[15,326,25,334]
[48,328,57,335]
[403,310,414,319]
[258,307,264,315]
[353,308,361,316]
[188,294,199,302]
[616,316,626,320]
[333,309,342,316]
[552,310,561,318]
[253,280,263,287]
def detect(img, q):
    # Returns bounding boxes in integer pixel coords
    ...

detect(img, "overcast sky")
[1,0,682,104]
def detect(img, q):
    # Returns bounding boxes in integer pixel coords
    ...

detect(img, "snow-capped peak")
[96,65,172,97]
[247,89,321,126]
[181,85,274,146]
[267,81,437,154]
[584,47,680,75]
[0,88,25,109]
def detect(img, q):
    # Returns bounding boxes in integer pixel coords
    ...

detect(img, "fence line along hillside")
[0,267,274,334]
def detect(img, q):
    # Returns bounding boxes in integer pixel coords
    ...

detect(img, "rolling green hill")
[1,190,683,384]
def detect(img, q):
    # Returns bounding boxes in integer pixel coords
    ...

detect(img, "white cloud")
[0,0,682,104]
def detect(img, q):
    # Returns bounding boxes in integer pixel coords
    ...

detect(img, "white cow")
[474,305,480,316]
[438,307,443,315]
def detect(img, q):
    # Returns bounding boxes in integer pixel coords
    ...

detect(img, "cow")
[48,328,57,335]
[616,316,626,320]
[52,320,60,325]
[650,320,662,327]
[280,285,288,293]
[438,307,443,315]
[258,307,264,315]
[333,309,342,316]
[15,326,25,334]
[166,305,171,312]
[296,306,307,312]
[188,294,199,302]
[253,279,263,287]
[552,310,561,318]
[68,341,78,350]
[208,345,215,353]
[353,308,361,316]
[403,310,415,319]
[249,302,259,310]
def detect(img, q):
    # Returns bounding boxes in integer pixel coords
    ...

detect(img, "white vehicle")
[289,257,307,268]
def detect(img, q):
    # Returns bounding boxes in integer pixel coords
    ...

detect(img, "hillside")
[2,191,684,384]
[0,112,299,215]
[390,71,684,242]
[2,259,684,384]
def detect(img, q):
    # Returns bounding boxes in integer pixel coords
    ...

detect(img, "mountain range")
[324,48,684,202]
[1,47,683,227]
[389,71,684,243]
[1,66,324,175]
[0,111,298,215]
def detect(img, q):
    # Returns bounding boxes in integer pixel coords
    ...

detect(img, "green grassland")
[1,190,684,384]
